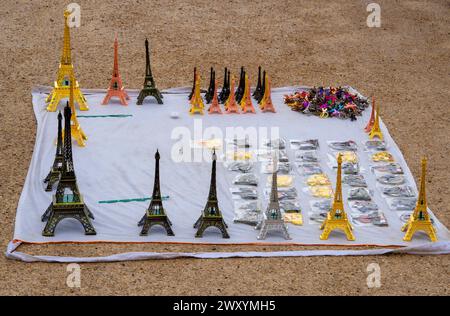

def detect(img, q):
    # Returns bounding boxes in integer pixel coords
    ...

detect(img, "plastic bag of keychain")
[232,173,259,186]
[263,186,298,200]
[233,200,262,226]
[294,150,319,163]
[223,160,254,173]
[308,199,332,225]
[289,139,319,151]
[305,173,331,186]
[362,140,387,152]
[295,162,324,176]
[327,140,358,152]
[230,187,258,200]
[377,184,416,198]
[304,185,334,199]
[327,152,361,175]
[343,174,368,187]
[261,137,287,150]
[350,210,388,227]
[386,197,417,211]
[347,187,372,201]
[376,174,407,186]
[266,174,295,187]
[370,162,404,177]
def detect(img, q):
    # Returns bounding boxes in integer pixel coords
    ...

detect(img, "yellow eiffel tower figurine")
[189,73,204,115]
[369,103,383,140]
[63,75,87,147]
[320,154,355,241]
[46,10,88,112]
[402,158,437,242]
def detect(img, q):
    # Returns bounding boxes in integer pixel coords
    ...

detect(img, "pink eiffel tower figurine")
[102,35,130,106]
[208,79,222,114]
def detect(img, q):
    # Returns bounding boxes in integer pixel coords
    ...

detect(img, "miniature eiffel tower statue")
[188,67,197,100]
[235,67,245,104]
[194,149,230,238]
[225,76,240,113]
[260,74,276,113]
[364,97,376,133]
[320,154,355,240]
[189,73,205,115]
[138,150,174,236]
[402,158,437,242]
[102,34,130,106]
[369,102,383,140]
[137,38,163,105]
[44,111,64,191]
[205,67,215,104]
[240,74,256,113]
[256,154,291,240]
[64,76,87,147]
[46,10,88,112]
[208,79,222,114]
[41,103,95,237]
[257,70,266,104]
[219,68,230,104]
[252,66,263,100]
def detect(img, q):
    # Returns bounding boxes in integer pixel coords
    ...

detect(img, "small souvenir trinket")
[280,200,301,213]
[338,151,358,164]
[230,187,258,200]
[297,163,323,175]
[348,187,372,201]
[343,174,367,187]
[372,151,395,162]
[381,185,415,198]
[284,213,303,225]
[349,201,378,213]
[342,162,359,174]
[290,139,319,150]
[295,150,318,162]
[307,174,331,186]
[389,198,417,211]
[371,163,404,174]
[263,138,286,149]
[225,161,254,173]
[233,201,261,226]
[310,186,334,199]
[267,174,294,187]
[364,140,386,151]
[233,173,258,186]
[377,174,405,185]
[328,140,357,151]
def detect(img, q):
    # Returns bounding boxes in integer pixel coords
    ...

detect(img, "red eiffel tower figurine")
[225,76,240,114]
[364,96,376,133]
[102,35,129,106]
[208,79,222,114]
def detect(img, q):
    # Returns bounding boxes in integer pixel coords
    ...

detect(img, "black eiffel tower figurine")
[235,66,245,104]
[137,38,163,105]
[194,149,230,238]
[188,67,197,100]
[44,111,64,191]
[219,67,230,104]
[138,150,174,236]
[41,103,96,237]
[253,66,263,100]
[256,70,266,104]
[205,67,215,104]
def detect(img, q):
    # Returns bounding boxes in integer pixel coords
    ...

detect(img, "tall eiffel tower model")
[252,66,263,100]
[64,76,87,147]
[320,154,355,240]
[102,35,130,106]
[402,158,437,242]
[46,10,88,112]
[369,102,383,140]
[41,103,96,237]
[194,150,230,238]
[138,150,174,236]
[137,38,163,105]
[256,155,291,240]
[43,111,64,191]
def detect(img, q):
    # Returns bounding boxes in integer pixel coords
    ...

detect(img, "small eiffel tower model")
[219,68,230,104]
[235,67,245,104]
[240,73,256,113]
[260,74,276,113]
[364,97,376,133]
[320,154,355,240]
[189,73,205,115]
[137,38,163,105]
[44,111,64,191]
[256,154,291,240]
[46,10,88,112]
[208,79,222,114]
[138,150,174,236]
[102,35,130,106]
[369,102,383,140]
[225,76,240,113]
[41,103,96,237]
[188,67,197,100]
[205,67,215,104]
[257,70,266,105]
[194,149,230,238]
[402,158,437,242]
[252,66,263,100]
[65,76,87,147]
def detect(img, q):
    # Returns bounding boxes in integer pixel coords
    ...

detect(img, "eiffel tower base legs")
[137,89,164,105]
[138,215,174,236]
[256,221,291,240]
[42,204,96,237]
[319,220,355,241]
[194,216,230,238]
[401,221,437,242]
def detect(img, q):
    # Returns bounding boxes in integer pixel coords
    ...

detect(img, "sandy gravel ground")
[0,0,449,295]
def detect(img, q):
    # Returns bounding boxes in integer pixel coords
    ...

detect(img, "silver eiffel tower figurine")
[256,153,291,240]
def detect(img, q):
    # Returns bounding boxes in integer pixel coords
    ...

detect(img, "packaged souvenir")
[233,173,258,186]
[267,174,294,187]
[309,185,333,199]
[306,173,331,186]
[343,174,367,187]
[230,187,258,200]
[371,151,395,163]
[265,187,298,200]
[262,138,286,150]
[233,201,261,226]
[387,198,417,211]
[348,187,372,201]
[296,163,323,175]
[363,140,387,151]
[371,163,404,175]
[295,150,318,162]
[290,139,319,151]
[328,140,357,151]
[349,201,378,213]
[261,161,292,174]
[280,200,301,213]
[224,161,254,173]
[351,211,388,227]
[284,213,303,225]
[381,185,415,198]
[376,174,405,185]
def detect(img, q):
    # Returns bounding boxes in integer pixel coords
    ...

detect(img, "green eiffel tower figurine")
[194,149,230,238]
[41,103,96,237]
[137,38,163,105]
[138,150,174,236]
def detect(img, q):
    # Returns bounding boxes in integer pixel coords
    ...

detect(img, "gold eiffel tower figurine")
[189,73,204,115]
[62,75,87,147]
[320,154,355,240]
[46,10,88,112]
[402,158,437,242]
[369,102,383,140]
